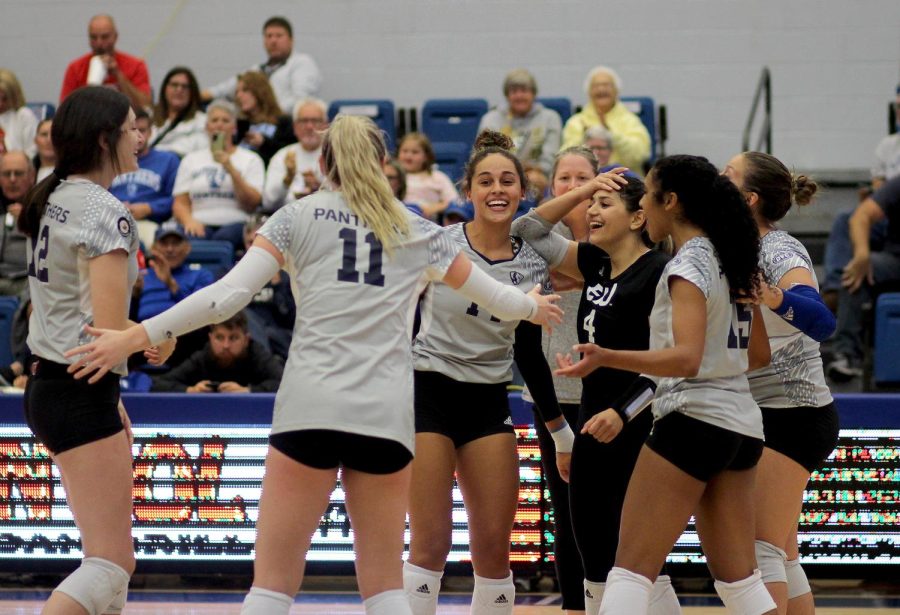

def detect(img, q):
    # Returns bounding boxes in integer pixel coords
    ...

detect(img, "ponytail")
[322,115,409,254]
[651,155,761,298]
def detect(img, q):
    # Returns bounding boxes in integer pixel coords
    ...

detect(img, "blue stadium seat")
[0,296,20,368]
[874,292,900,384]
[187,240,234,280]
[25,102,55,121]
[431,141,470,185]
[537,97,572,125]
[421,98,488,153]
[620,96,657,161]
[328,99,397,152]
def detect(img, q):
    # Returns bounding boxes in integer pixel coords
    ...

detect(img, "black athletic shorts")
[761,402,840,473]
[23,357,123,455]
[414,370,514,448]
[269,429,412,474]
[646,411,765,482]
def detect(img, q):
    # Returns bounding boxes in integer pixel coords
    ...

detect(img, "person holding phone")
[151,310,283,393]
[172,99,264,252]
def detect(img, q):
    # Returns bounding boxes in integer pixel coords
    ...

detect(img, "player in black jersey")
[515,166,679,614]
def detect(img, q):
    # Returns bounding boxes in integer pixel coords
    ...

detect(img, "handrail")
[742,67,772,153]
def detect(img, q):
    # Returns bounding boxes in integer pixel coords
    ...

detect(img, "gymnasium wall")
[3,0,899,171]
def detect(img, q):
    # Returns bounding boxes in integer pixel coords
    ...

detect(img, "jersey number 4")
[27,224,50,283]
[727,303,752,349]
[337,227,384,287]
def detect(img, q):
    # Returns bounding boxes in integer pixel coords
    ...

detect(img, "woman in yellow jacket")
[562,66,651,173]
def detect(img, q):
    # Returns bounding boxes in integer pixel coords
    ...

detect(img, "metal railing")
[742,67,772,153]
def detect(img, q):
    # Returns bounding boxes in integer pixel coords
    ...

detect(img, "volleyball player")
[65,115,562,615]
[723,152,837,615]
[555,155,777,615]
[19,86,164,615]
[515,164,682,615]
[404,131,599,615]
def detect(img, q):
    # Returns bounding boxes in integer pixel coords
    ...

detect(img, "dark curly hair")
[741,151,818,223]
[650,155,761,298]
[461,129,528,194]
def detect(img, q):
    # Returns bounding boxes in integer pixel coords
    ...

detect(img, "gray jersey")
[649,236,763,439]
[257,191,458,452]
[413,223,552,384]
[748,230,832,409]
[27,180,139,375]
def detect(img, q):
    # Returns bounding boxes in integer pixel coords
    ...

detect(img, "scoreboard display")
[0,393,897,571]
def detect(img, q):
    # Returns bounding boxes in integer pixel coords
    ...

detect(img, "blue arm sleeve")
[772,284,836,342]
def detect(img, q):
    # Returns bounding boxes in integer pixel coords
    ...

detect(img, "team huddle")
[21,85,835,615]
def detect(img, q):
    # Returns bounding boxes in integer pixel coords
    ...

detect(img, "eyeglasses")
[295,117,325,125]
[0,170,28,179]
[167,82,191,90]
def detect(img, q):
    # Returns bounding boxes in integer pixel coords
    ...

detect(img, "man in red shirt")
[59,14,151,109]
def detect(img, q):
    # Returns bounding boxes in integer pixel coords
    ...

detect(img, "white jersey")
[748,230,832,409]
[257,190,459,452]
[413,223,552,384]
[172,148,265,226]
[649,236,763,439]
[27,180,139,375]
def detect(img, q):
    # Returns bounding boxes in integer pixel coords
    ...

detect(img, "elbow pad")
[772,284,836,342]
[143,247,281,345]
[512,210,569,267]
[610,376,656,422]
[455,264,537,322]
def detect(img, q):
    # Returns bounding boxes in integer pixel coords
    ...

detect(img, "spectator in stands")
[150,67,208,158]
[203,16,321,116]
[172,100,264,252]
[583,125,616,169]
[561,66,651,173]
[32,119,55,182]
[384,158,425,217]
[110,109,181,246]
[151,310,283,393]
[827,174,900,382]
[234,72,296,167]
[0,151,33,297]
[822,83,900,303]
[0,69,38,158]
[59,14,151,109]
[0,295,31,389]
[441,201,474,225]
[397,132,460,219]
[262,98,327,211]
[478,68,562,193]
[242,215,295,360]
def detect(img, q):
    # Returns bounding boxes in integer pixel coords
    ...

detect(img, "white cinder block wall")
[3,0,899,171]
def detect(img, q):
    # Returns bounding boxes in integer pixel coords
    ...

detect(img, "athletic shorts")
[414,370,514,448]
[23,357,123,455]
[269,429,412,474]
[761,402,840,473]
[646,411,765,482]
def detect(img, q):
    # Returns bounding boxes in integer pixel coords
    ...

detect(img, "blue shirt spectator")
[137,226,214,321]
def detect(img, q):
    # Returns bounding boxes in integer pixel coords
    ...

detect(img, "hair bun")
[473,129,514,152]
[791,174,818,207]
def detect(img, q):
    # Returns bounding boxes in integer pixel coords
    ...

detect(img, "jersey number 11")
[337,227,385,287]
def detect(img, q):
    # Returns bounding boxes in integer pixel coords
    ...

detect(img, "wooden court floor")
[0,591,899,614]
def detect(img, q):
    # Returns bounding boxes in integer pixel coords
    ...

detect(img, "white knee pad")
[755,539,788,585]
[713,569,777,615]
[240,586,293,615]
[649,575,682,615]
[599,567,652,615]
[403,561,443,615]
[784,558,812,600]
[583,579,605,615]
[54,557,130,615]
[471,572,515,614]
[365,589,413,615]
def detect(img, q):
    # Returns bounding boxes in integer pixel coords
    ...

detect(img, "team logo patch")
[509,271,524,285]
[117,216,132,237]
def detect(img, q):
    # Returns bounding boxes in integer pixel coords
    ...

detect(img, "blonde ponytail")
[322,115,410,254]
